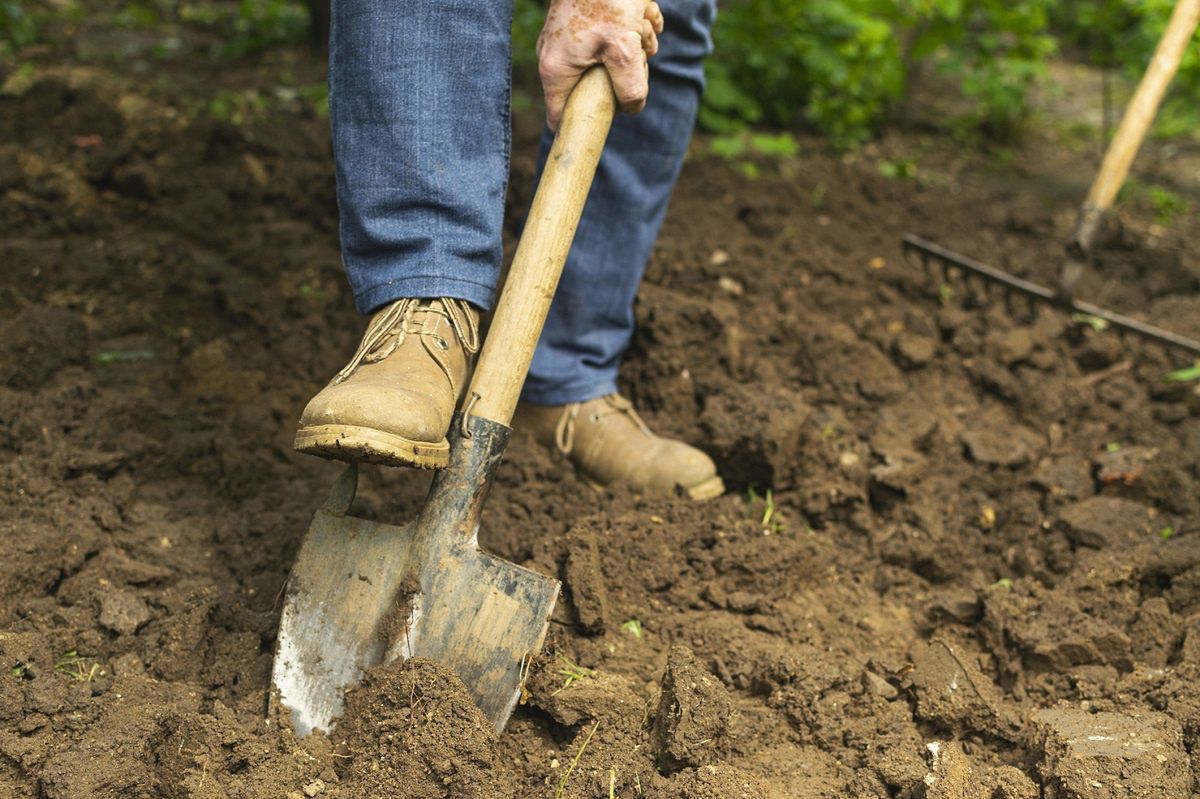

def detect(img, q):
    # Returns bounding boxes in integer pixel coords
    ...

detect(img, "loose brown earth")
[3,31,1200,799]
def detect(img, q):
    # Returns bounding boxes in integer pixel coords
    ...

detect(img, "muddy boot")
[516,394,724,501]
[295,297,480,469]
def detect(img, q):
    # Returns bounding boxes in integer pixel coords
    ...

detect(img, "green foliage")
[0,0,40,53]
[1118,179,1190,225]
[220,0,309,57]
[1052,0,1200,138]
[703,0,1055,146]
[708,131,798,178]
[512,0,544,71]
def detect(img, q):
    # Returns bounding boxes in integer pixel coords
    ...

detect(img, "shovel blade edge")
[271,508,420,737]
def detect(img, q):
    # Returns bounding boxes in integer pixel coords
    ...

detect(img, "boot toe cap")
[299,381,447,444]
[639,440,723,498]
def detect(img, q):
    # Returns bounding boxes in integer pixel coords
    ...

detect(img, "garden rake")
[903,0,1200,358]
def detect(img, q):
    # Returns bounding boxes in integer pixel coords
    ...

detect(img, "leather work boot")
[295,297,480,469]
[516,394,724,501]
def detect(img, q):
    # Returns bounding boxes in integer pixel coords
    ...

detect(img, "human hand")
[536,0,664,130]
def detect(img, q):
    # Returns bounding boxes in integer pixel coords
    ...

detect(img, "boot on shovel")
[270,68,618,736]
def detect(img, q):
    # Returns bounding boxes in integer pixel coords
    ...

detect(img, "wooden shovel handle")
[464,68,617,427]
[1075,0,1200,252]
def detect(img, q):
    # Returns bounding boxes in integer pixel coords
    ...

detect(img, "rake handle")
[1074,0,1200,253]
[465,68,617,427]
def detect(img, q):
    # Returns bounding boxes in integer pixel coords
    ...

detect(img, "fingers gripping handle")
[464,68,618,427]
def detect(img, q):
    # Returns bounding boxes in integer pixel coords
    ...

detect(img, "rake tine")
[902,233,1200,357]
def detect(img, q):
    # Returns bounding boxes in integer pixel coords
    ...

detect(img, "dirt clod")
[1056,496,1157,549]
[1036,707,1191,799]
[652,645,735,773]
[329,658,497,799]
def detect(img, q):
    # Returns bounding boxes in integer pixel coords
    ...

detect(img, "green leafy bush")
[703,0,1055,146]
[220,0,309,57]
[1,0,44,56]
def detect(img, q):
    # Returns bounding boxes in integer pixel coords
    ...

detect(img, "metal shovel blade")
[271,416,559,736]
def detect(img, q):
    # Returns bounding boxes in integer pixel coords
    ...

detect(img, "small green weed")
[552,653,593,696]
[1149,186,1188,226]
[938,282,955,306]
[1071,312,1109,332]
[991,577,1013,589]
[1164,363,1200,383]
[92,349,155,365]
[1160,526,1174,541]
[620,619,643,639]
[55,651,99,682]
[877,157,917,180]
[746,487,783,534]
[1105,442,1121,453]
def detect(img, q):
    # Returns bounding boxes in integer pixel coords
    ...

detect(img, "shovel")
[270,68,618,736]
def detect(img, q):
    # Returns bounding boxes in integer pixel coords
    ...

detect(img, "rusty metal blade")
[271,417,559,736]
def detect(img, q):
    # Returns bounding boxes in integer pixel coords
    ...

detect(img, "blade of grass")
[555,721,600,799]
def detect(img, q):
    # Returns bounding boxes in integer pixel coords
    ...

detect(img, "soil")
[3,18,1200,799]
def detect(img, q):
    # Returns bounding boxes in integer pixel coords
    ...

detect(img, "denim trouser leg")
[330,0,512,314]
[520,0,716,406]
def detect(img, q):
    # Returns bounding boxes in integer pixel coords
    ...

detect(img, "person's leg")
[330,0,512,314]
[521,0,716,404]
[296,0,512,469]
[516,0,723,501]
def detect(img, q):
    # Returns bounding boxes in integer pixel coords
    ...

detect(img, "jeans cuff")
[519,376,619,406]
[353,274,498,315]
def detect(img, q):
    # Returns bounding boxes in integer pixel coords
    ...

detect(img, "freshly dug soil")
[3,36,1200,799]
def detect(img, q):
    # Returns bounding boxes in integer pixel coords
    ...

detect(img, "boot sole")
[293,424,448,470]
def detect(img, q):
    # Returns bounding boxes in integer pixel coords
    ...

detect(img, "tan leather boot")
[516,394,724,501]
[295,297,480,469]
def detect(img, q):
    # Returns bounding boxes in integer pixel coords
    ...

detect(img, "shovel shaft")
[1075,0,1200,252]
[466,68,617,427]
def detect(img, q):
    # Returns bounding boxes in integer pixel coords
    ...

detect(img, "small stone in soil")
[97,587,153,636]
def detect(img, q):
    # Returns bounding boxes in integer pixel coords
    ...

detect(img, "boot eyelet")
[589,413,601,423]
[434,336,449,351]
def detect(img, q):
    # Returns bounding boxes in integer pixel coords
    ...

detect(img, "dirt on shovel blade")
[3,47,1200,799]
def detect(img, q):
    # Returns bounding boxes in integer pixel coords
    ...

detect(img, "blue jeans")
[329,0,715,405]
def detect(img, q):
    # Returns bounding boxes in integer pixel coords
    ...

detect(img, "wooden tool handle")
[465,68,617,427]
[1075,0,1200,252]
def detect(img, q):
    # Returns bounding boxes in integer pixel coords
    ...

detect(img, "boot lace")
[332,297,480,390]
[553,394,653,455]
